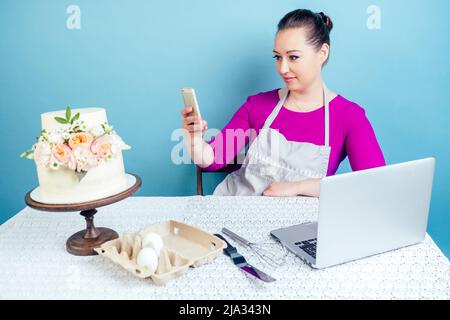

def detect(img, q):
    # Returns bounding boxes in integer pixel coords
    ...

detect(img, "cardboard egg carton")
[95,220,226,285]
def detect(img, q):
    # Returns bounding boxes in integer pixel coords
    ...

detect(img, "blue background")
[1,0,449,258]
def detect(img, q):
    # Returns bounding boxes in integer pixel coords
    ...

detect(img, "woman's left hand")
[262,181,301,197]
[263,179,321,197]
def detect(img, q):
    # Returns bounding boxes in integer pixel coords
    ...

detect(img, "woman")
[181,9,385,197]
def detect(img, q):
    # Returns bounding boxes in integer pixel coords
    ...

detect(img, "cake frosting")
[41,108,108,133]
[22,107,130,204]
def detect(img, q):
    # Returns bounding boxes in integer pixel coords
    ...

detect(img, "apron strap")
[263,84,330,147]
[323,84,330,147]
[262,87,288,129]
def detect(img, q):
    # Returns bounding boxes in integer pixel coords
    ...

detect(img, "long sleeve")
[345,105,386,171]
[202,97,254,172]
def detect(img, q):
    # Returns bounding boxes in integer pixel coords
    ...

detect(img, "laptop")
[270,158,435,269]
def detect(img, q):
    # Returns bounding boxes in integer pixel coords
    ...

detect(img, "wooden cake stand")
[25,173,142,256]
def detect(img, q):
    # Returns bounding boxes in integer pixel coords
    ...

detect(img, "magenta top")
[203,88,386,175]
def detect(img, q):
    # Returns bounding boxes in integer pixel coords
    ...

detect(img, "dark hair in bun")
[277,9,333,63]
[317,11,333,32]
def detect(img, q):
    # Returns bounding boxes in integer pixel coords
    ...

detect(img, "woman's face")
[273,27,329,92]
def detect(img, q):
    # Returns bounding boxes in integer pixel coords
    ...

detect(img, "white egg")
[141,232,164,255]
[137,247,158,273]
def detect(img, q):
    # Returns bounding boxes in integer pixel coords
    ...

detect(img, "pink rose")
[90,139,112,159]
[52,143,72,164]
[34,142,52,168]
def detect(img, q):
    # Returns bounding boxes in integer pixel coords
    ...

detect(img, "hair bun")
[318,12,333,32]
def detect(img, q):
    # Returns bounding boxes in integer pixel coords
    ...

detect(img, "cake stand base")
[66,209,119,256]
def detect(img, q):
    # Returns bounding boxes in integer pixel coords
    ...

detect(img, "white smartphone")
[181,87,202,120]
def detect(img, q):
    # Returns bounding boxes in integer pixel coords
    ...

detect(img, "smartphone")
[181,87,202,120]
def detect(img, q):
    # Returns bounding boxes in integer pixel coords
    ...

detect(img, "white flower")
[62,131,71,140]
[69,120,87,133]
[91,125,105,137]
[102,123,113,134]
[46,131,64,144]
[49,157,60,170]
[72,120,81,127]
[34,141,52,168]
[73,147,98,172]
[57,124,70,133]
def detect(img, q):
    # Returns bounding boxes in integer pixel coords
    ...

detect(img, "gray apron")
[213,83,332,196]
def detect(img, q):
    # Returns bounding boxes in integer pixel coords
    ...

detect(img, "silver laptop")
[270,158,435,269]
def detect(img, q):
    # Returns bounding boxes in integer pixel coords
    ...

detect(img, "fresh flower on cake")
[21,107,130,177]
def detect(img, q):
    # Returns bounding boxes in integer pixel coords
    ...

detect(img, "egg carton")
[95,220,226,285]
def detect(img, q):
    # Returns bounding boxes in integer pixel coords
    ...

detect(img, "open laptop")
[270,158,435,269]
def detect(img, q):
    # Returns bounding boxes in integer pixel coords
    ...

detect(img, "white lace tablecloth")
[0,196,448,300]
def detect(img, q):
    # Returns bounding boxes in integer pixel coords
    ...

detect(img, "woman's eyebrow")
[273,50,302,54]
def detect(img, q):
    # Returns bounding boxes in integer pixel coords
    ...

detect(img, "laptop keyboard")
[295,238,317,259]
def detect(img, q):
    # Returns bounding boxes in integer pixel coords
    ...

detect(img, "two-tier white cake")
[23,107,131,204]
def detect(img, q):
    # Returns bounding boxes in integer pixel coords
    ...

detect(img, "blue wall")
[1,0,449,258]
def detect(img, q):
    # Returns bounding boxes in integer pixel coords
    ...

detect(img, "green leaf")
[55,117,68,124]
[71,112,80,124]
[66,106,71,121]
[20,150,32,158]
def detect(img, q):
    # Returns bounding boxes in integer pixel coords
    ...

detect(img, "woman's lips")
[283,77,297,83]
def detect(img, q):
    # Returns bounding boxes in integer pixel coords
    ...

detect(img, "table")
[0,196,449,299]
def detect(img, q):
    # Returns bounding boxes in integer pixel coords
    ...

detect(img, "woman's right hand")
[181,106,208,140]
[180,106,214,167]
